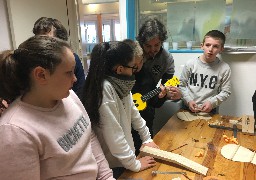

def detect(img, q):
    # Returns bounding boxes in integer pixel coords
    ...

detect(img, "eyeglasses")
[122,64,138,73]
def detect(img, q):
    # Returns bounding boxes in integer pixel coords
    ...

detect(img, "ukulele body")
[133,93,147,111]
[132,76,180,111]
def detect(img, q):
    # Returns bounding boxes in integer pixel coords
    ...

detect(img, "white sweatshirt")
[179,57,231,108]
[95,80,152,172]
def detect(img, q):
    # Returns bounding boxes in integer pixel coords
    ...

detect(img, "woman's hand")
[141,141,159,149]
[138,156,156,171]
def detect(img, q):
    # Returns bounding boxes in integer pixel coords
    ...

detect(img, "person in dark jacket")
[132,18,181,155]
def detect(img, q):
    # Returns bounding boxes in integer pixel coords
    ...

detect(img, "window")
[85,22,97,43]
[137,0,256,48]
[83,14,120,53]
[114,20,121,41]
[102,23,111,42]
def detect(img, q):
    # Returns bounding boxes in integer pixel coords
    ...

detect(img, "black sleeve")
[148,94,167,108]
[161,73,174,85]
[72,53,85,99]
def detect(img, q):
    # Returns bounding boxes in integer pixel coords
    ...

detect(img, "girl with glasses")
[82,41,160,178]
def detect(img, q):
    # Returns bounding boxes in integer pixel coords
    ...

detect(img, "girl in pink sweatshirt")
[0,35,115,180]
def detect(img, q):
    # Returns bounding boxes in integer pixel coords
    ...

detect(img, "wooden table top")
[119,112,256,180]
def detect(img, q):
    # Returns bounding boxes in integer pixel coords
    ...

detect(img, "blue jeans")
[112,167,125,179]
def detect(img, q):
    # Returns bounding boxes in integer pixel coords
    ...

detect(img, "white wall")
[172,52,256,117]
[66,0,82,58]
[7,0,76,49]
[119,0,127,40]
[0,0,12,51]
[81,2,119,15]
[220,53,256,116]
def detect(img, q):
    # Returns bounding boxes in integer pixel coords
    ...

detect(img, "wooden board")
[141,146,208,175]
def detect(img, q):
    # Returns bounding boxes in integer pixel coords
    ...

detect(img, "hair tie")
[13,49,20,60]
[104,42,110,51]
[13,49,19,55]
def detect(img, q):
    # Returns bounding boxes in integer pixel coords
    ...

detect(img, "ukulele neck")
[141,87,161,102]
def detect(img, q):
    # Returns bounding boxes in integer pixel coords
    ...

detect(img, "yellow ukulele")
[133,76,180,111]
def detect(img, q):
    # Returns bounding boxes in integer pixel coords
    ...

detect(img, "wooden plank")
[141,146,208,175]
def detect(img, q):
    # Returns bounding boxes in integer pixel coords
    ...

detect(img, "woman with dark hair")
[137,18,169,50]
[82,41,159,178]
[33,17,85,99]
[0,35,114,180]
[132,18,181,154]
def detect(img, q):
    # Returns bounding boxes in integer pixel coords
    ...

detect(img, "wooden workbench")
[119,112,256,180]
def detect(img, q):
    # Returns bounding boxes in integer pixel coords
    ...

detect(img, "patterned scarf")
[106,74,136,99]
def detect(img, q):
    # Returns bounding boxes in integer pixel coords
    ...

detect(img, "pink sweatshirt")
[0,91,115,180]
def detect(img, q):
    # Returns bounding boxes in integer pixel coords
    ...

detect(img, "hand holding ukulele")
[166,86,181,100]
[133,76,180,111]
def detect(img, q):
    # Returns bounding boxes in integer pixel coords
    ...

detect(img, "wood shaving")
[222,134,239,145]
[195,151,204,157]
